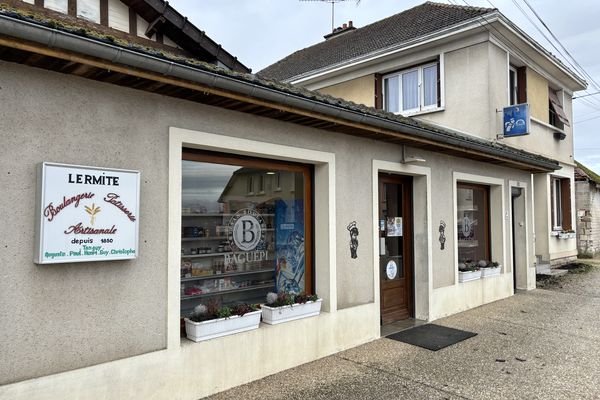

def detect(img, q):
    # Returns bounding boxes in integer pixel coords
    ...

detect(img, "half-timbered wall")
[21,0,177,46]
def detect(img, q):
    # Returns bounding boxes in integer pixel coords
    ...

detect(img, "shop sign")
[228,209,266,252]
[386,260,398,280]
[503,103,530,137]
[225,208,268,267]
[35,162,140,264]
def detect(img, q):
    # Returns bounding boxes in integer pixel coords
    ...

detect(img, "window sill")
[531,117,565,134]
[394,107,445,117]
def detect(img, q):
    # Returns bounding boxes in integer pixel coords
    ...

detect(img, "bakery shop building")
[0,1,561,399]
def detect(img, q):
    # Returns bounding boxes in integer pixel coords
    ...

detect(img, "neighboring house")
[0,1,574,399]
[575,161,600,258]
[260,1,587,269]
[5,0,250,72]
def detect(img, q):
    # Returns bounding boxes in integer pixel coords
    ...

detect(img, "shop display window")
[180,150,312,317]
[456,183,490,263]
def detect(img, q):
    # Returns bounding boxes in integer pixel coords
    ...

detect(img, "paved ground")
[208,260,600,400]
[537,258,600,298]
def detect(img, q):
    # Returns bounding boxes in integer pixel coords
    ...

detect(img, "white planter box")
[184,310,261,342]
[261,299,322,325]
[558,232,576,239]
[458,269,481,283]
[481,266,501,278]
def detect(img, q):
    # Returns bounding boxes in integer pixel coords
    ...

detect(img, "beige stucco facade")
[318,74,376,107]
[0,54,540,398]
[292,27,583,268]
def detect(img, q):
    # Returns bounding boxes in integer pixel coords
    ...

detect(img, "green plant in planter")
[265,291,319,307]
[188,299,258,322]
[458,259,479,272]
[478,260,500,268]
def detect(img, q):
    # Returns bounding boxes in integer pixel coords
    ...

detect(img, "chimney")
[324,20,357,40]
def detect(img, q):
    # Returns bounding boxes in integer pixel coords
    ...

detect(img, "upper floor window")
[383,62,439,114]
[548,89,570,129]
[509,65,526,105]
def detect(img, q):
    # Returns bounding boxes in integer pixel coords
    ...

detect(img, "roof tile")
[259,1,493,81]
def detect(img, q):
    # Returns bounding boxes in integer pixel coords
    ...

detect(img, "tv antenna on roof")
[299,0,361,32]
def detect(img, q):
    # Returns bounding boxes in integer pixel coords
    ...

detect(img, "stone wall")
[576,180,600,257]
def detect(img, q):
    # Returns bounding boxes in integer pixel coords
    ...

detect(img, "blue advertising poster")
[503,103,530,137]
[274,199,305,293]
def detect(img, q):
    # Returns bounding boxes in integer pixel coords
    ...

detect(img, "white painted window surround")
[383,61,440,115]
[168,127,337,348]
[453,172,506,283]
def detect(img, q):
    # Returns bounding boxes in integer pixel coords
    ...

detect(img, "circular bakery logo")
[228,209,266,252]
[386,260,398,280]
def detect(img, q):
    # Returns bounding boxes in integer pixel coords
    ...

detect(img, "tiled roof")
[0,4,559,172]
[258,1,493,81]
[576,161,600,184]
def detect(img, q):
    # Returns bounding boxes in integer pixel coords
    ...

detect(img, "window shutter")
[374,73,383,110]
[549,90,570,126]
[517,67,527,103]
[560,178,572,230]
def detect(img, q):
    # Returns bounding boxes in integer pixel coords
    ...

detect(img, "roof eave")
[120,0,250,73]
[286,11,586,92]
[0,13,560,174]
[287,12,498,85]
[493,15,587,91]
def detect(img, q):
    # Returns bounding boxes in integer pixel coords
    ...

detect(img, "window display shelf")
[182,213,275,217]
[181,250,273,262]
[181,268,273,282]
[181,236,229,242]
[181,252,233,259]
[458,240,479,248]
[181,283,275,300]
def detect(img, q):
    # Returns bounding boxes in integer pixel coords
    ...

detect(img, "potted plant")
[184,301,261,342]
[480,260,501,277]
[261,292,322,325]
[458,260,481,283]
[558,230,576,239]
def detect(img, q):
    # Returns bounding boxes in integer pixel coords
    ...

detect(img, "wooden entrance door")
[379,174,413,324]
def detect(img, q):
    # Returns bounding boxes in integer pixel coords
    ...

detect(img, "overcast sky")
[169,0,599,174]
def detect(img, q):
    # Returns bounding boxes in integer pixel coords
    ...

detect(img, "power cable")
[522,0,600,91]
[487,0,600,111]
[574,114,600,125]
[573,91,600,100]
[456,0,600,120]
[506,0,600,109]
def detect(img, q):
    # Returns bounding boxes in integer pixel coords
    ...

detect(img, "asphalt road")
[208,260,600,400]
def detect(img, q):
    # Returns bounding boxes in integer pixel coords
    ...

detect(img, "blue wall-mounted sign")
[503,103,530,137]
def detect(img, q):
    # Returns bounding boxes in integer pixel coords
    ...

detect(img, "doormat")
[386,324,477,351]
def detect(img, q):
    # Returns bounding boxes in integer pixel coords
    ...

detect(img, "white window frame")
[246,175,254,195]
[383,61,440,115]
[509,65,518,106]
[551,177,563,231]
